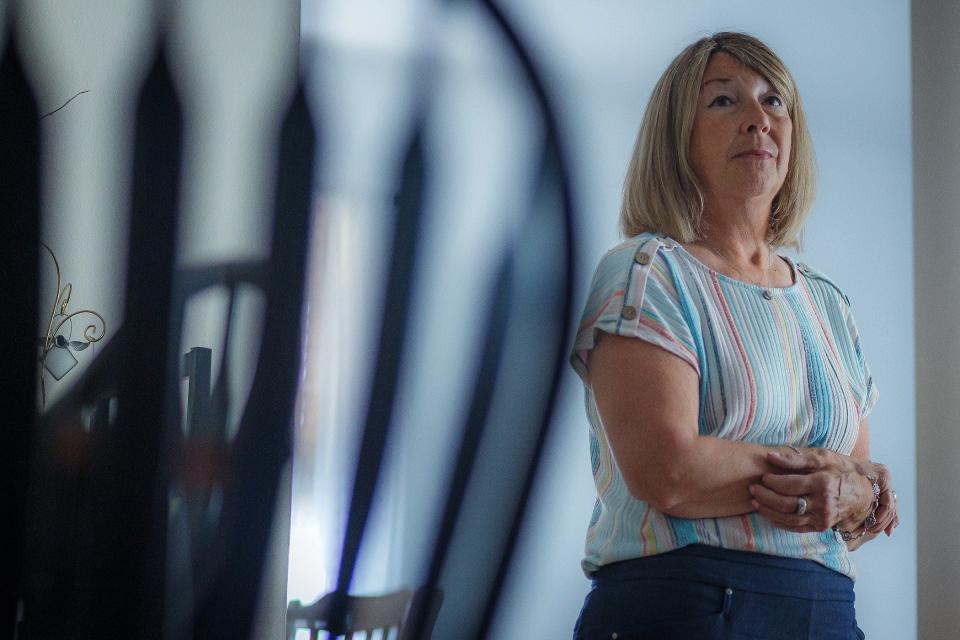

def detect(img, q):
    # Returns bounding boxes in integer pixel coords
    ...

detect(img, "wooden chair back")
[286,586,442,640]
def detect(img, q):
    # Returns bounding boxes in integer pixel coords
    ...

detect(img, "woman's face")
[689,52,792,209]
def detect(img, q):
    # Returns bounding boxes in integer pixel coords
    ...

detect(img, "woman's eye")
[708,95,733,107]
[765,95,785,107]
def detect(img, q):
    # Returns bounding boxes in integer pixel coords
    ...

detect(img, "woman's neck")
[691,205,772,269]
[681,201,793,287]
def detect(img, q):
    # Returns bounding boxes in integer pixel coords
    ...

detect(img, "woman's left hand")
[749,448,899,536]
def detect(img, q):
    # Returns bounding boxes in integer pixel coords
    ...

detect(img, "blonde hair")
[620,31,816,250]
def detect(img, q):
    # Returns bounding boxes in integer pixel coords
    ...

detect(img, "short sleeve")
[843,304,880,420]
[569,236,700,383]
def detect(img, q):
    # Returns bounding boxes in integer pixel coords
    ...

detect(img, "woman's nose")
[740,101,771,134]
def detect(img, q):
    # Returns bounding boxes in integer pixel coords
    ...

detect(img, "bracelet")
[833,475,881,541]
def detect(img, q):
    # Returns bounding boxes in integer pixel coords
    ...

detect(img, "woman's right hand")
[751,448,899,536]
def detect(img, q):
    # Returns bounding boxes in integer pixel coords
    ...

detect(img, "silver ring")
[892,490,898,502]
[795,496,808,516]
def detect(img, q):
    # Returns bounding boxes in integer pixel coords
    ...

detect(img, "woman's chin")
[714,181,780,203]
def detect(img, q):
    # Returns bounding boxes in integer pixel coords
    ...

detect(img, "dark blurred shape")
[79,44,182,640]
[17,43,188,640]
[14,0,580,635]
[325,120,427,636]
[324,0,575,637]
[404,2,575,638]
[0,27,41,640]
[17,34,316,640]
[403,248,514,640]
[188,81,317,640]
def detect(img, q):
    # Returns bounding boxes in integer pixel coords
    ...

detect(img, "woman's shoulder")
[792,259,852,307]
[595,231,675,269]
[585,232,684,309]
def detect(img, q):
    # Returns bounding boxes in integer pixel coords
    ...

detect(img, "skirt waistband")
[591,544,854,602]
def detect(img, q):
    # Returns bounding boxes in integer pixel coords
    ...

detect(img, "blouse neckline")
[670,240,800,294]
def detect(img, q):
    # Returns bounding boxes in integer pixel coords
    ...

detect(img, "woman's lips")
[735,150,774,158]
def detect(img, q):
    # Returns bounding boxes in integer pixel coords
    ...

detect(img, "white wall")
[15,0,153,407]
[913,2,960,638]
[488,2,917,639]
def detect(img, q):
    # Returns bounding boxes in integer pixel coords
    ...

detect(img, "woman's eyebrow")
[701,77,732,88]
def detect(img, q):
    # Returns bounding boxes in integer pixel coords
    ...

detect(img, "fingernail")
[751,500,759,509]
[748,485,756,494]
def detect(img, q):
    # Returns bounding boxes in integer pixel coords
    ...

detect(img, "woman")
[569,32,899,639]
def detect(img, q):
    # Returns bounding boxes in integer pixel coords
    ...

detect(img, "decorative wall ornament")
[38,242,106,407]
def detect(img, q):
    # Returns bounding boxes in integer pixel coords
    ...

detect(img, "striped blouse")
[569,231,879,579]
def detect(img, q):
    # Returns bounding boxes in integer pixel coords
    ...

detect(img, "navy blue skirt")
[573,544,865,640]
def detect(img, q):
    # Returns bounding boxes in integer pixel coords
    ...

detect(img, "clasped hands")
[748,447,899,543]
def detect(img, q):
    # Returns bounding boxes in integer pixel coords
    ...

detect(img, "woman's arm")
[589,331,891,530]
[588,332,785,519]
